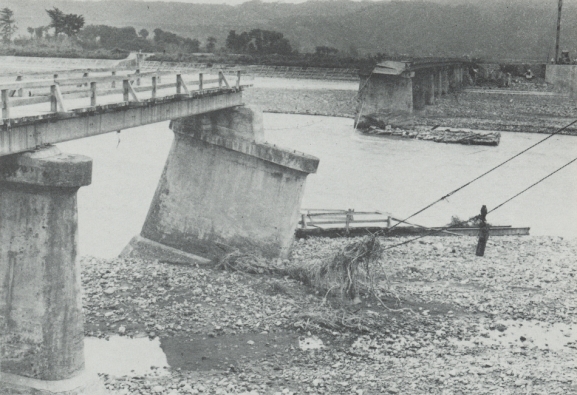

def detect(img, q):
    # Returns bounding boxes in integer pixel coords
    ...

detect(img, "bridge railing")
[0,70,243,119]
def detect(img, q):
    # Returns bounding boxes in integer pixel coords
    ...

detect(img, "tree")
[224,29,292,55]
[0,8,17,43]
[315,46,339,56]
[62,14,84,37]
[46,7,64,37]
[27,27,34,38]
[139,28,149,39]
[34,26,45,39]
[206,36,217,52]
[46,8,84,38]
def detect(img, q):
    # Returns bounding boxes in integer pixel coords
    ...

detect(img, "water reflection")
[85,336,169,377]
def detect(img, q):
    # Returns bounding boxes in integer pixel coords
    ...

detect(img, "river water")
[58,113,577,258]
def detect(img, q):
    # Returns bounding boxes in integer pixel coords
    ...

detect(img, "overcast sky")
[71,0,571,6]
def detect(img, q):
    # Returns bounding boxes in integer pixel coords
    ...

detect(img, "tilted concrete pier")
[0,146,106,394]
[123,106,320,263]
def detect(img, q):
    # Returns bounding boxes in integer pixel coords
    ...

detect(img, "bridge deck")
[0,70,247,157]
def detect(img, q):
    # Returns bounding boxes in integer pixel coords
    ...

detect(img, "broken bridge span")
[0,67,319,394]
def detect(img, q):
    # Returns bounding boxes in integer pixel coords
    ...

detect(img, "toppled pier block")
[123,106,319,263]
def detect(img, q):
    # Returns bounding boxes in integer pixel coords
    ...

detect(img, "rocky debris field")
[243,84,577,135]
[243,88,356,119]
[81,235,577,395]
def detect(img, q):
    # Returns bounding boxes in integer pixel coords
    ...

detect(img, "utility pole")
[555,0,563,64]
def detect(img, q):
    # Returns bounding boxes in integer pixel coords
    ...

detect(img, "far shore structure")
[356,59,466,127]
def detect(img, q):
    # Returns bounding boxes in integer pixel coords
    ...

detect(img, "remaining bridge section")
[0,68,245,157]
[358,58,468,120]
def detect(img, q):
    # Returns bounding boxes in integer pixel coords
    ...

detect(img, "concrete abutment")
[0,147,107,394]
[123,106,320,263]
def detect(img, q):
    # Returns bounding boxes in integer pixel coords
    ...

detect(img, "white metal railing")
[0,69,244,119]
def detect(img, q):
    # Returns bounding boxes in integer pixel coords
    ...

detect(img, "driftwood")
[362,125,501,146]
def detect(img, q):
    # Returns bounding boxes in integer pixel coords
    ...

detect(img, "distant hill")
[4,0,576,61]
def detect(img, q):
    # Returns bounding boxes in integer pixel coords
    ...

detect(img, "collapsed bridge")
[0,67,319,394]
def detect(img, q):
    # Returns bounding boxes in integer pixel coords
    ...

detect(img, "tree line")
[1,5,352,61]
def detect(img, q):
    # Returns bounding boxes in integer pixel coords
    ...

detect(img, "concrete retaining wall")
[546,64,577,96]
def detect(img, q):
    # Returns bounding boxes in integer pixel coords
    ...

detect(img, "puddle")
[161,332,298,371]
[85,332,299,376]
[453,320,577,352]
[298,336,324,350]
[85,336,169,377]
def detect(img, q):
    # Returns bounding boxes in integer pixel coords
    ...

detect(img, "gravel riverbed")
[82,235,577,395]
[243,83,577,135]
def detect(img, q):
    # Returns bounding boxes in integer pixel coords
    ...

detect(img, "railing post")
[387,215,392,229]
[236,70,241,89]
[111,71,116,88]
[199,73,203,92]
[123,79,130,102]
[301,214,307,229]
[152,76,157,99]
[218,71,223,88]
[50,84,68,112]
[136,69,141,86]
[82,72,89,87]
[1,89,10,119]
[53,73,58,80]
[90,82,97,107]
[16,75,23,97]
[50,85,58,113]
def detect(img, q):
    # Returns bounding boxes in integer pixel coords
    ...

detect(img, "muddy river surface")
[58,113,577,258]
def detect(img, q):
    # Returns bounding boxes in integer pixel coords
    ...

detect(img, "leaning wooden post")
[111,71,116,88]
[236,70,241,89]
[176,74,182,94]
[123,79,130,102]
[152,75,157,99]
[475,205,489,257]
[1,89,10,119]
[345,209,354,236]
[199,73,203,92]
[50,85,58,113]
[90,82,97,107]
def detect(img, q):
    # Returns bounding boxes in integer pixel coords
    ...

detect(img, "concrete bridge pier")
[0,147,106,394]
[427,73,436,105]
[123,105,319,263]
[442,68,450,94]
[436,69,443,98]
